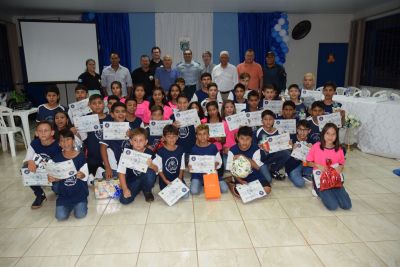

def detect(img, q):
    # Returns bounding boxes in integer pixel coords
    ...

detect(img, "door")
[317,43,348,87]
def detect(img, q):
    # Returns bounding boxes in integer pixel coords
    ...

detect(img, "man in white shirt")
[101,52,133,97]
[211,51,238,101]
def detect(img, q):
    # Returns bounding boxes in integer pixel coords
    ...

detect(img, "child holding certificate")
[81,94,111,175]
[146,87,173,123]
[244,90,261,113]
[306,123,352,211]
[307,101,325,144]
[117,128,157,204]
[171,94,196,155]
[285,120,313,188]
[189,102,205,121]
[189,124,228,195]
[226,126,271,196]
[288,84,307,120]
[146,105,166,151]
[167,84,181,109]
[23,121,61,209]
[67,84,89,124]
[133,84,150,122]
[256,110,290,181]
[125,98,144,129]
[100,102,131,179]
[154,125,189,198]
[201,101,226,151]
[277,100,298,121]
[48,129,89,220]
[54,111,82,151]
[103,81,126,103]
[322,81,345,126]
[36,85,65,123]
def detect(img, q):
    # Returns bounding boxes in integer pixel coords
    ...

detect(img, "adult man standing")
[302,72,316,90]
[154,55,180,92]
[131,55,155,98]
[101,52,133,97]
[262,51,287,95]
[176,49,202,100]
[149,46,163,71]
[237,49,263,91]
[201,51,215,75]
[211,51,238,100]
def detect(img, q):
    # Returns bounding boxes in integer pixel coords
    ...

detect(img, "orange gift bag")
[203,173,221,199]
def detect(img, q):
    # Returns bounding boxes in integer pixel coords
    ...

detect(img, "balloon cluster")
[270,13,289,65]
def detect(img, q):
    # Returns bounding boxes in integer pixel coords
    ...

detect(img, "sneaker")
[144,192,155,202]
[311,189,318,197]
[271,171,285,181]
[31,194,46,209]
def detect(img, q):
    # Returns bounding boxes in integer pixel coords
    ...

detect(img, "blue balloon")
[282,24,289,30]
[275,56,280,62]
[283,47,289,53]
[275,36,282,42]
[280,42,286,48]
[281,13,288,19]
[281,58,286,64]
[272,31,277,37]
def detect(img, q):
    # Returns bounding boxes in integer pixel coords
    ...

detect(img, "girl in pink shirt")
[103,81,126,103]
[145,87,173,123]
[201,101,225,151]
[167,84,181,110]
[221,100,238,168]
[306,123,351,211]
[133,84,150,123]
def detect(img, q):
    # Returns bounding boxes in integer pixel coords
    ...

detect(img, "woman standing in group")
[78,59,102,96]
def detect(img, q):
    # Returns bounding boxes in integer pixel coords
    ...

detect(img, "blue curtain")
[82,13,131,71]
[238,13,281,66]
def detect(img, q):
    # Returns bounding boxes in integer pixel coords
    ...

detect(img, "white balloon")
[274,24,281,31]
[283,35,290,42]
[279,29,286,37]
[278,18,285,25]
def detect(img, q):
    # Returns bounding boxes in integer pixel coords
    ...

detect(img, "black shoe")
[144,192,154,202]
[31,194,46,209]
[271,171,285,181]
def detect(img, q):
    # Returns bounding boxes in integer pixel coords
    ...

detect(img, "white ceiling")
[0,0,397,16]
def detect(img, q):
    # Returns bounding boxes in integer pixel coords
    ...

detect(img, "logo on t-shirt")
[178,127,189,139]
[64,176,77,187]
[165,157,179,174]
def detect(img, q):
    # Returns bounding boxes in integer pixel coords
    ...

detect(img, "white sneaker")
[311,189,318,197]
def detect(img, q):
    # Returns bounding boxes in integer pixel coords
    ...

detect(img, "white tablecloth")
[334,95,400,159]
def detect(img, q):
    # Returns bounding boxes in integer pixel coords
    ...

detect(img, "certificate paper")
[261,132,291,153]
[103,122,130,140]
[189,155,215,173]
[236,180,267,203]
[317,112,342,131]
[208,123,226,138]
[45,160,77,179]
[158,178,189,206]
[74,114,100,133]
[263,100,283,114]
[149,120,172,136]
[245,111,263,127]
[69,99,91,118]
[119,148,151,173]
[235,103,246,112]
[301,89,323,100]
[291,142,311,161]
[274,119,296,134]
[226,113,248,131]
[21,168,51,186]
[174,109,200,127]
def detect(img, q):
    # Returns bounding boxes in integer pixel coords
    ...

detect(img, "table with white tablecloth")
[333,95,400,159]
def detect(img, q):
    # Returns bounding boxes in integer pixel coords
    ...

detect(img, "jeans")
[316,187,352,211]
[263,150,291,172]
[30,181,60,197]
[56,201,88,220]
[190,179,229,195]
[288,164,311,188]
[259,164,273,183]
[120,169,156,205]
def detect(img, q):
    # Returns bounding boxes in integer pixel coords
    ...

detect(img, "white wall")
[285,14,353,86]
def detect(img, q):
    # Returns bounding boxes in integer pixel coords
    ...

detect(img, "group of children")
[24,74,351,221]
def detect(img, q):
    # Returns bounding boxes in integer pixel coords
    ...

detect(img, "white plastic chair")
[390,93,400,100]
[316,86,323,91]
[0,107,27,157]
[372,90,387,97]
[336,87,346,95]
[348,87,362,96]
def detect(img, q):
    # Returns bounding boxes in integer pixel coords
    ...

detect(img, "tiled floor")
[0,146,400,267]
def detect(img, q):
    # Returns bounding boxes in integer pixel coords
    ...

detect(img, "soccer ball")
[231,155,252,178]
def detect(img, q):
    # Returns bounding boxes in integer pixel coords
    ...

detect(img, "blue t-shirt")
[129,117,143,130]
[190,143,219,181]
[308,118,321,144]
[30,138,61,168]
[255,127,280,161]
[125,147,155,181]
[53,152,88,206]
[193,90,209,104]
[324,101,342,114]
[36,104,65,122]
[170,114,196,154]
[145,126,162,151]
[84,114,112,165]
[156,145,185,189]
[229,144,265,183]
